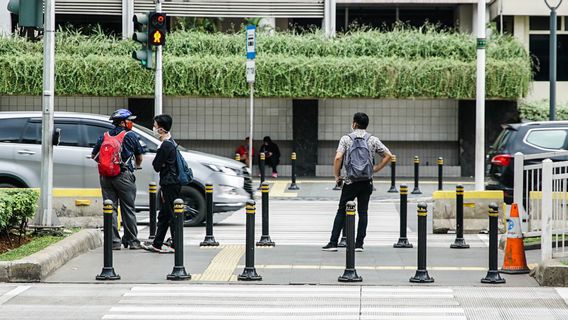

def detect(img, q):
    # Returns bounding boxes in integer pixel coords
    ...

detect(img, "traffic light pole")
[32,0,59,228]
[155,0,163,116]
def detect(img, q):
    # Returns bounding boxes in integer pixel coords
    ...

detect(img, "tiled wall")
[0,96,127,114]
[164,97,293,141]
[318,99,458,141]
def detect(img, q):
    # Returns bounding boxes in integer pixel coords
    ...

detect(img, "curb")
[531,259,568,286]
[0,229,102,282]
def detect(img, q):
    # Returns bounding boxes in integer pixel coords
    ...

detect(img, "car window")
[135,131,158,153]
[492,129,512,151]
[0,118,27,143]
[525,129,568,150]
[21,121,41,144]
[84,123,111,148]
[55,122,81,147]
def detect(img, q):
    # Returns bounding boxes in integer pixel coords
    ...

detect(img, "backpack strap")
[115,130,128,143]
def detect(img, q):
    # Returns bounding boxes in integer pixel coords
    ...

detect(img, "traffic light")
[7,0,44,29]
[132,13,153,69]
[149,12,167,46]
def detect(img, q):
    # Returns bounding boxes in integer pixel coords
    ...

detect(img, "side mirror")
[53,128,61,146]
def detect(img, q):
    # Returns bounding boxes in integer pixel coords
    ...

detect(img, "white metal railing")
[513,151,568,261]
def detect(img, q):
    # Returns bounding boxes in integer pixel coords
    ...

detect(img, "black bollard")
[481,203,506,284]
[148,182,157,240]
[394,185,413,248]
[96,200,120,281]
[339,201,362,282]
[411,156,422,194]
[410,203,434,283]
[235,153,241,162]
[258,152,266,190]
[451,185,470,249]
[387,155,398,193]
[239,200,262,281]
[289,152,300,190]
[167,199,190,281]
[437,157,444,191]
[200,184,219,247]
[257,183,275,247]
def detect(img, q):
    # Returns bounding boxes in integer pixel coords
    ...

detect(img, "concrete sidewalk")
[46,200,539,286]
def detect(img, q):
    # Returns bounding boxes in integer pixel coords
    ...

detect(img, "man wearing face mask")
[142,114,180,253]
[92,109,144,250]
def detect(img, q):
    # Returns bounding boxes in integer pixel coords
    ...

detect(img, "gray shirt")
[337,129,390,184]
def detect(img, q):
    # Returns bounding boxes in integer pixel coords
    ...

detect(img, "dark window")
[21,121,41,144]
[83,123,111,148]
[0,118,27,143]
[530,35,568,81]
[55,122,81,147]
[530,16,561,31]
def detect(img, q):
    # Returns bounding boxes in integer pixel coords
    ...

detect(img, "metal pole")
[200,184,219,246]
[388,155,398,193]
[475,0,486,191]
[438,157,444,191]
[338,201,362,282]
[249,83,254,177]
[96,200,120,280]
[451,185,470,249]
[149,182,157,239]
[257,183,275,246]
[410,203,434,283]
[412,156,422,195]
[289,152,299,190]
[394,185,412,248]
[550,5,559,121]
[258,152,266,189]
[239,200,262,281]
[167,199,190,281]
[155,0,163,116]
[481,203,506,283]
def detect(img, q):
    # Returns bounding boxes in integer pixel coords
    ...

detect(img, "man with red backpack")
[92,109,144,250]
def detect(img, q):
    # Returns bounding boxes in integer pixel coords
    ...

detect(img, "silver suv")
[0,112,253,226]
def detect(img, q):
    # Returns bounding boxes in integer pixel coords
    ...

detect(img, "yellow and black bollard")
[410,203,434,283]
[167,199,190,281]
[288,152,299,190]
[235,153,241,162]
[394,185,413,248]
[339,201,362,282]
[96,200,120,281]
[437,157,444,191]
[257,183,275,247]
[387,155,398,193]
[481,203,506,284]
[258,152,266,190]
[411,156,422,194]
[451,185,470,249]
[200,184,219,247]
[239,200,262,281]
[148,182,157,240]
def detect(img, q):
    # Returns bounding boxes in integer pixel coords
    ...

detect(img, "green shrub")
[518,100,568,121]
[0,189,39,234]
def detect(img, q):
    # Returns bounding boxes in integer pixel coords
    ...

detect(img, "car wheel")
[180,186,206,227]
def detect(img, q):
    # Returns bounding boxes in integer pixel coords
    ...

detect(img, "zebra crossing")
[102,285,466,320]
[174,200,488,248]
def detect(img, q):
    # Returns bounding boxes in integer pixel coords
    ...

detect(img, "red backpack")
[98,131,127,177]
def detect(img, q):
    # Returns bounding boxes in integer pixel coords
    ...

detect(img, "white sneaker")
[355,247,364,252]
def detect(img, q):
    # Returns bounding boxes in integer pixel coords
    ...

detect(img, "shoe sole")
[355,249,364,252]
[322,248,338,252]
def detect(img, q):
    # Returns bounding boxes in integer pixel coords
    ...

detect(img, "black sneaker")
[338,237,347,248]
[355,246,364,252]
[112,243,122,250]
[322,242,338,252]
[164,237,173,248]
[128,242,143,250]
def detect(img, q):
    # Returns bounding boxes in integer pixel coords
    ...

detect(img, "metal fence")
[513,151,568,261]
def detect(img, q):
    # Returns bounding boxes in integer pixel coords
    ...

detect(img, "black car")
[486,121,568,203]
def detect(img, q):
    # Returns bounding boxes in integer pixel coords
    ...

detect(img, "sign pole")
[155,0,163,116]
[475,0,486,191]
[246,26,256,177]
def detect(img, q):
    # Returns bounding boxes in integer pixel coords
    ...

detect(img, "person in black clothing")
[259,136,281,178]
[142,114,180,253]
[92,109,144,250]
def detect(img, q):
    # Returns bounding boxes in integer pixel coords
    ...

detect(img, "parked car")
[486,120,568,203]
[0,112,253,226]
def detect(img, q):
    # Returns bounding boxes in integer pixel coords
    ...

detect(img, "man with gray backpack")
[322,112,392,252]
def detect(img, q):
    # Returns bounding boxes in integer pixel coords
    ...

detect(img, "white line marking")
[0,286,30,305]
[556,288,568,305]
[109,306,359,313]
[363,307,464,314]
[104,316,357,320]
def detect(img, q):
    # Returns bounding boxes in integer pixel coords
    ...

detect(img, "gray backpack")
[344,133,374,182]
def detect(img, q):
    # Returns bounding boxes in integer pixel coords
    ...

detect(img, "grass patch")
[561,260,568,266]
[0,235,65,261]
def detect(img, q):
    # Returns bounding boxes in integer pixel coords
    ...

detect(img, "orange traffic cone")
[500,203,530,274]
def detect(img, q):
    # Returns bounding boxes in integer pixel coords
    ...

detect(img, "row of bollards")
[246,152,299,190]
[386,155,445,193]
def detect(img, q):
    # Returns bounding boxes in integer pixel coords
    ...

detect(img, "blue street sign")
[246,25,256,60]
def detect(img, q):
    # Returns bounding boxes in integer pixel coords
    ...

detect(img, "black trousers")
[265,157,280,173]
[330,180,373,247]
[153,184,181,248]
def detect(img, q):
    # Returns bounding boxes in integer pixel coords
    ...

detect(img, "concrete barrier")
[432,190,505,234]
[51,189,104,228]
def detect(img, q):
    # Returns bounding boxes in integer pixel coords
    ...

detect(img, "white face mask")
[152,127,161,137]
[350,125,355,132]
